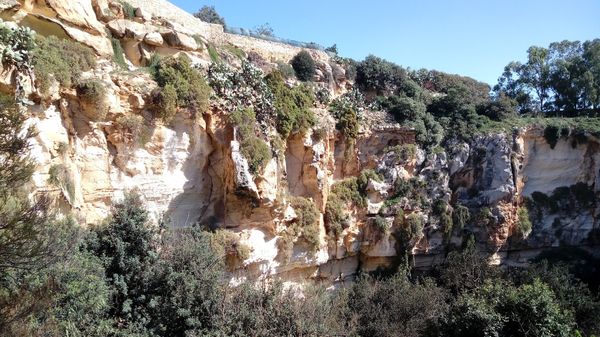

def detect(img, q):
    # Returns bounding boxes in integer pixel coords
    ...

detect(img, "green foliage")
[0,22,35,70]
[194,5,226,26]
[276,60,295,79]
[116,113,149,145]
[290,197,320,251]
[438,242,499,294]
[346,271,448,337]
[85,192,157,326]
[452,204,470,231]
[357,169,381,194]
[210,229,251,269]
[544,124,561,148]
[223,44,245,59]
[32,35,96,95]
[120,1,136,19]
[76,79,107,118]
[356,55,412,95]
[266,70,315,137]
[207,43,220,62]
[517,206,532,236]
[230,108,272,175]
[495,39,600,114]
[152,56,210,122]
[441,293,505,337]
[240,136,271,175]
[335,106,359,139]
[373,215,391,235]
[48,164,75,201]
[396,213,423,248]
[291,50,316,81]
[110,37,127,69]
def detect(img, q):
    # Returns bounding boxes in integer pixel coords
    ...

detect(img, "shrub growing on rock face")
[266,71,315,137]
[33,35,96,96]
[291,50,316,81]
[76,79,107,119]
[290,197,321,251]
[230,108,272,175]
[152,56,210,122]
[544,124,561,149]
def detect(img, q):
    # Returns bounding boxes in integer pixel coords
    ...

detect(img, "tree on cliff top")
[194,5,226,26]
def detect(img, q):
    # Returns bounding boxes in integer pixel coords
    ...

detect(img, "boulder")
[162,30,198,51]
[46,0,105,35]
[107,19,146,41]
[0,0,19,11]
[143,32,163,46]
[135,7,151,22]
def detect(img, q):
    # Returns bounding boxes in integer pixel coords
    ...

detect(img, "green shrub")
[290,197,320,251]
[324,193,347,237]
[33,35,96,95]
[355,55,409,94]
[387,144,417,162]
[266,71,315,137]
[452,204,470,231]
[331,177,364,206]
[211,230,252,268]
[230,109,272,175]
[291,50,316,81]
[373,215,390,235]
[116,113,149,145]
[207,44,220,63]
[152,56,210,122]
[120,1,136,19]
[357,169,381,195]
[0,23,35,69]
[110,37,127,69]
[194,5,226,25]
[276,61,295,79]
[157,83,178,122]
[335,106,359,139]
[76,79,107,118]
[240,137,271,175]
[517,206,532,236]
[544,124,561,149]
[223,44,245,59]
[48,163,75,201]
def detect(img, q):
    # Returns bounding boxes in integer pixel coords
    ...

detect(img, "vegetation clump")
[151,56,210,122]
[32,35,96,96]
[230,108,271,175]
[194,5,226,26]
[291,50,316,81]
[266,70,315,137]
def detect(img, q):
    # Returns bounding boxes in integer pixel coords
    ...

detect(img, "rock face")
[2,0,599,286]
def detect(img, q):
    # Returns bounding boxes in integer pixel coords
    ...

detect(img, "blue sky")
[171,0,600,86]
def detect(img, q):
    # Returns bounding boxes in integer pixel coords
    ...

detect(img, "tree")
[291,50,316,82]
[252,23,274,37]
[85,192,158,330]
[193,5,225,26]
[356,55,408,94]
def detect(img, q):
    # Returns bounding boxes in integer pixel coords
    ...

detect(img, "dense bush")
[516,206,532,236]
[32,35,96,95]
[276,60,295,79]
[356,55,415,95]
[194,5,226,26]
[48,163,75,201]
[291,50,316,81]
[230,108,272,175]
[152,56,210,122]
[266,70,315,137]
[544,124,561,149]
[290,196,321,251]
[346,272,447,337]
[76,79,107,117]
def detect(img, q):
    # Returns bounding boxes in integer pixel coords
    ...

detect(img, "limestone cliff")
[1,0,598,285]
